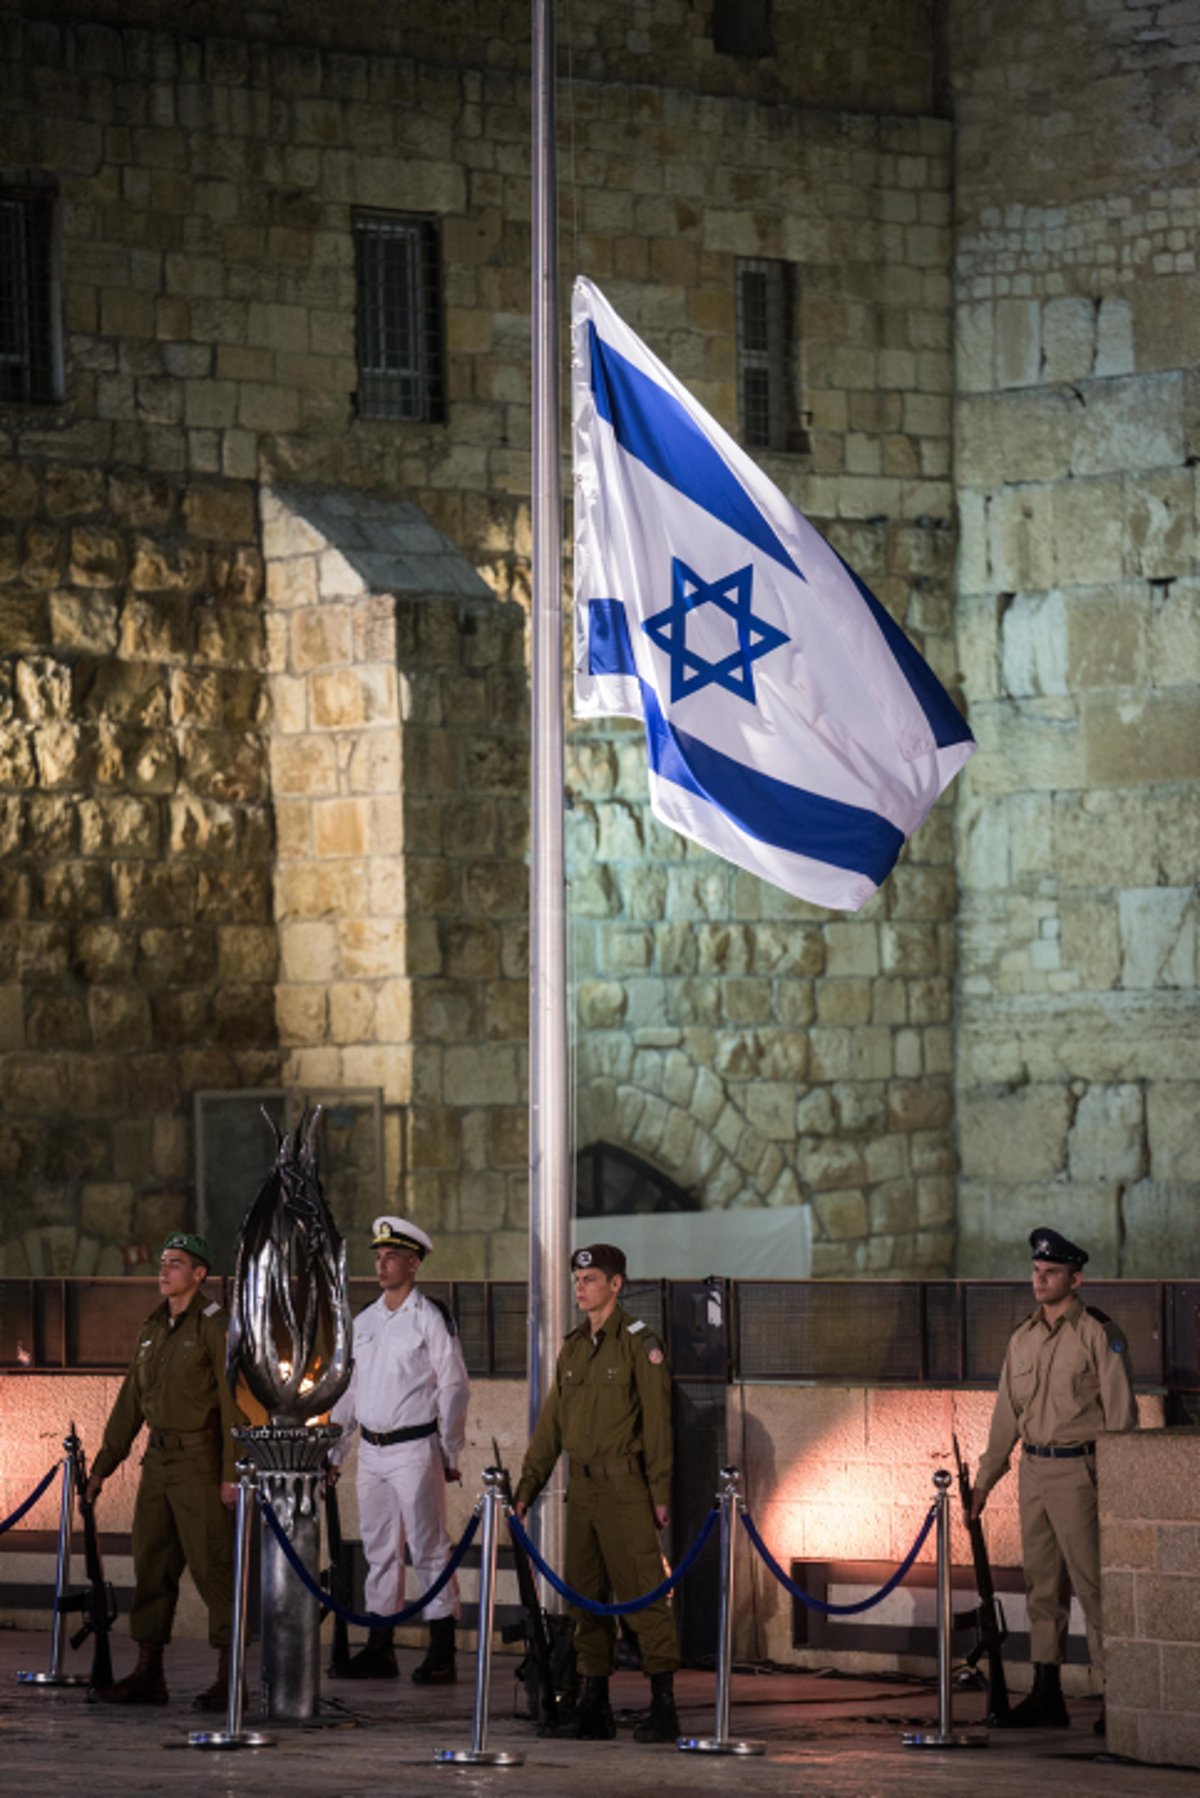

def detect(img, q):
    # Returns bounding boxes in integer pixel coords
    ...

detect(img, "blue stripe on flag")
[587,597,638,676]
[639,680,905,885]
[588,321,806,586]
[835,553,974,751]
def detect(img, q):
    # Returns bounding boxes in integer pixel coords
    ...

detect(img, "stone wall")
[0,460,276,1273]
[947,0,1200,1275]
[1100,1427,1200,1767]
[1,8,963,1275]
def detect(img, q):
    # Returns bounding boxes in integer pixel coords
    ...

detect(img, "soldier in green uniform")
[84,1231,244,1709]
[514,1243,680,1744]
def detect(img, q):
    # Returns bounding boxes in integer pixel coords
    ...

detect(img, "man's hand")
[515,1500,527,1523]
[220,1481,238,1511]
[83,1473,103,1508]
[444,1465,462,1484]
[654,1503,669,1528]
[325,1464,340,1489]
[970,1487,987,1523]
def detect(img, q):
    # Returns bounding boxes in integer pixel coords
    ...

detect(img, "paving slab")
[0,1630,1194,1797]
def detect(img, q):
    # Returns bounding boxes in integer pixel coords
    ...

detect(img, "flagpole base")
[902,1728,988,1749]
[16,1671,89,1686]
[434,1748,524,1766]
[187,1728,276,1750]
[678,1734,765,1755]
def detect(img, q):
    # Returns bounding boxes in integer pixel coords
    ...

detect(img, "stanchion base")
[434,1749,524,1766]
[187,1728,276,1749]
[15,1671,90,1686]
[902,1729,988,1749]
[678,1735,765,1756]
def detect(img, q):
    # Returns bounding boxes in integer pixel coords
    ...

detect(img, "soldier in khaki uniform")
[971,1227,1137,1731]
[85,1232,244,1709]
[515,1243,680,1744]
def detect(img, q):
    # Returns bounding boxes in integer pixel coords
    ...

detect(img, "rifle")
[321,1470,353,1677]
[952,1434,1010,1725]
[64,1431,116,1690]
[492,1442,577,1736]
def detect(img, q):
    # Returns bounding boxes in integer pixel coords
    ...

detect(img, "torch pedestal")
[235,1422,341,1725]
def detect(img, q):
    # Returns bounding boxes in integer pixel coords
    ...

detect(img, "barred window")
[735,256,807,454]
[713,0,773,59]
[353,209,446,423]
[0,185,62,406]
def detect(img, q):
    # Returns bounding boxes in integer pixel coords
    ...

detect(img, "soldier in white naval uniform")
[329,1216,470,1683]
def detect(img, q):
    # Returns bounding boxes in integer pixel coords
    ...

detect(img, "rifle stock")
[66,1437,116,1690]
[952,1434,1009,1725]
[493,1444,576,1734]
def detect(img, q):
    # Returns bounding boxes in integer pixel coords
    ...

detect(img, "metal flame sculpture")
[227,1106,352,1426]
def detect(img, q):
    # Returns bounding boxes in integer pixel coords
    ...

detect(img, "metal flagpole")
[528,0,569,1592]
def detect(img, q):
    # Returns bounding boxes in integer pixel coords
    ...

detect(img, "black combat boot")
[412,1615,457,1686]
[1004,1662,1070,1728]
[191,1643,249,1712]
[90,1641,169,1705]
[632,1670,680,1743]
[575,1674,617,1740]
[344,1627,399,1679]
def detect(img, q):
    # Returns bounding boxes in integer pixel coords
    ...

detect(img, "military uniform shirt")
[330,1286,469,1466]
[515,1303,672,1509]
[91,1289,244,1484]
[975,1295,1137,1497]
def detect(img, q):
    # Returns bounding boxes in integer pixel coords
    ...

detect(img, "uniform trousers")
[565,1464,680,1677]
[357,1436,458,1622]
[130,1443,234,1648]
[1018,1450,1102,1670]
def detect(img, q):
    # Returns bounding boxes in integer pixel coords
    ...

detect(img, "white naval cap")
[370,1215,433,1259]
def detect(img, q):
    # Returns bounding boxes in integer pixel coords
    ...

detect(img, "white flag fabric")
[572,277,975,912]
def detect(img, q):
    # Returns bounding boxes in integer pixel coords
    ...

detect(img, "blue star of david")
[643,557,789,705]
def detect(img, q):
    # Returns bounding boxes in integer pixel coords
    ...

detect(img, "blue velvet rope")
[741,1502,938,1615]
[507,1505,717,1616]
[0,1464,59,1534]
[257,1492,479,1628]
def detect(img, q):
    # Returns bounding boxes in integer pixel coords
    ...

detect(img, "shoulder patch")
[627,1318,646,1334]
[425,1293,458,1338]
[647,1346,665,1365]
[203,1301,221,1317]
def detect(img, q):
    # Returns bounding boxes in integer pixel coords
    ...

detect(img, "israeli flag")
[573,278,975,912]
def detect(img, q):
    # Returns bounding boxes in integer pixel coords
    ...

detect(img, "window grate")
[0,187,61,406]
[353,209,445,423]
[736,256,806,454]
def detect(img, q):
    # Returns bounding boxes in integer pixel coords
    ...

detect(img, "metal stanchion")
[435,1469,523,1768]
[903,1470,988,1750]
[679,1466,763,1757]
[189,1461,275,1750]
[17,1427,89,1687]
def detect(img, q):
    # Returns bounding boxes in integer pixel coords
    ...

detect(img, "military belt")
[570,1454,642,1479]
[148,1427,216,1450]
[1023,1441,1095,1458]
[361,1420,438,1447]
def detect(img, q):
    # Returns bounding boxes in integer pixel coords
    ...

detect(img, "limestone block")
[1147,577,1200,689]
[1069,373,1183,479]
[1065,584,1145,690]
[1067,1083,1146,1182]
[986,483,1056,591]
[279,919,339,983]
[1059,895,1120,991]
[956,1179,1120,1277]
[183,482,256,543]
[1146,1083,1200,1180]
[1094,296,1134,379]
[1132,276,1200,373]
[1054,787,1200,889]
[1118,887,1195,989]
[967,697,1083,794]
[1126,469,1195,580]
[49,589,119,654]
[999,589,1067,698]
[1121,1180,1200,1277]
[1051,477,1124,586]
[955,300,993,392]
[743,1082,795,1141]
[959,1085,1070,1180]
[1042,296,1095,384]
[994,297,1040,388]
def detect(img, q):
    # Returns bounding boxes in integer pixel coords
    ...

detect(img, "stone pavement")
[1,1630,1195,1798]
